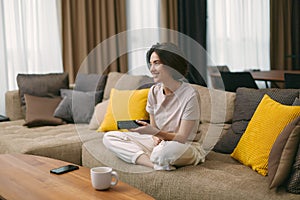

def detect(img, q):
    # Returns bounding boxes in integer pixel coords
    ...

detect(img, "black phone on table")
[50,164,79,175]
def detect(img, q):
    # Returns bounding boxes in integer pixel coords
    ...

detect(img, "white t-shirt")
[146,82,200,141]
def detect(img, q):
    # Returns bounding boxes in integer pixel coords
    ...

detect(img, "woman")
[103,42,206,170]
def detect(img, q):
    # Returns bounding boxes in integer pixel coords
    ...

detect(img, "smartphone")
[50,164,79,175]
[117,120,150,129]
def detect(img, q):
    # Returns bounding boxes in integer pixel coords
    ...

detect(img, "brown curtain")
[160,0,178,43]
[62,0,127,83]
[291,0,300,69]
[270,0,292,70]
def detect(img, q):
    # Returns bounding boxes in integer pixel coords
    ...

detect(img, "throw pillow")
[74,73,107,93]
[191,84,236,152]
[231,94,300,176]
[17,73,69,106]
[293,97,300,106]
[98,88,150,132]
[268,117,300,189]
[214,88,299,154]
[89,83,155,130]
[102,72,153,101]
[88,100,109,130]
[24,94,65,128]
[286,143,300,194]
[53,96,73,122]
[54,89,103,123]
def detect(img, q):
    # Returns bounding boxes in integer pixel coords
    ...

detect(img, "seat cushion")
[82,137,298,200]
[0,120,99,165]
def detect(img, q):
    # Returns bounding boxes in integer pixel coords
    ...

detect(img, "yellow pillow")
[231,94,300,176]
[98,88,150,132]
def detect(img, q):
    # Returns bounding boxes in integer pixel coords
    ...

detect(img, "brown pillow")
[287,143,300,194]
[17,73,69,106]
[24,94,65,128]
[268,117,300,189]
[213,88,300,154]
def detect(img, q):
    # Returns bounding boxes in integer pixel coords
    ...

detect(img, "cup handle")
[110,171,118,187]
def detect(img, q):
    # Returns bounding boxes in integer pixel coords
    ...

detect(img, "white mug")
[90,167,119,190]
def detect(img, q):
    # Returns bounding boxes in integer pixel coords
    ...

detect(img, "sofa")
[1,72,299,200]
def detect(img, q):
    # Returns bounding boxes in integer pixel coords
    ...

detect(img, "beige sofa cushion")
[192,84,236,124]
[89,100,109,130]
[82,138,297,200]
[0,120,99,165]
[103,72,153,101]
[191,85,236,151]
[5,90,24,120]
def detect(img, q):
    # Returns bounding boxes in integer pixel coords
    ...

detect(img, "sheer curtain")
[207,0,270,72]
[0,0,63,115]
[126,0,160,76]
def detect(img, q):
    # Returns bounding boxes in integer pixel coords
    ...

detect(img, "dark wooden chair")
[220,71,259,92]
[284,73,300,89]
[208,65,230,89]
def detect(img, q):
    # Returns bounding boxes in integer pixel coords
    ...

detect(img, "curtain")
[126,0,160,76]
[62,0,127,83]
[270,0,292,70]
[207,0,270,72]
[159,0,178,43]
[178,0,207,86]
[291,0,300,69]
[0,0,63,115]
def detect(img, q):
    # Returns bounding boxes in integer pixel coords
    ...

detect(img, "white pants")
[103,131,205,168]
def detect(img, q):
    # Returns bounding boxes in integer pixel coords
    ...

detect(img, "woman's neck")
[162,79,182,95]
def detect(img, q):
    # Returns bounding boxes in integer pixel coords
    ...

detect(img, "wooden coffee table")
[0,154,154,200]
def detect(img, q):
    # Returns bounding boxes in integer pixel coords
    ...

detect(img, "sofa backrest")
[102,72,154,101]
[5,90,24,120]
[5,71,236,154]
[192,84,236,152]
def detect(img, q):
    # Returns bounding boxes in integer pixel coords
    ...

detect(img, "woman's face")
[149,52,173,83]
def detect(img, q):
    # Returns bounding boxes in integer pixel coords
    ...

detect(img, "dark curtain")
[160,0,178,43]
[270,0,292,71]
[61,0,128,83]
[177,0,207,87]
[292,0,300,69]
[270,0,299,70]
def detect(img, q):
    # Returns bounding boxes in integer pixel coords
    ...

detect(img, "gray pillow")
[293,97,300,106]
[17,73,69,106]
[74,73,107,93]
[213,88,300,154]
[53,96,73,122]
[54,89,103,123]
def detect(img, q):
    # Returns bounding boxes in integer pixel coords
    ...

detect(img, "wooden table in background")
[250,70,300,88]
[0,154,154,200]
[250,70,300,82]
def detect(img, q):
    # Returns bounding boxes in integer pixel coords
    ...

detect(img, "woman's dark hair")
[146,42,188,80]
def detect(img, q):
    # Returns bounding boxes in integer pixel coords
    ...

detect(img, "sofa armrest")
[5,90,24,120]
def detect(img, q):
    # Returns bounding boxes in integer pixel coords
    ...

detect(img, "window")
[126,0,160,76]
[0,0,63,115]
[207,0,270,72]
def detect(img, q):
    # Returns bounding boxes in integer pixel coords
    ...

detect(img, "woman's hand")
[152,136,162,146]
[129,120,160,135]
